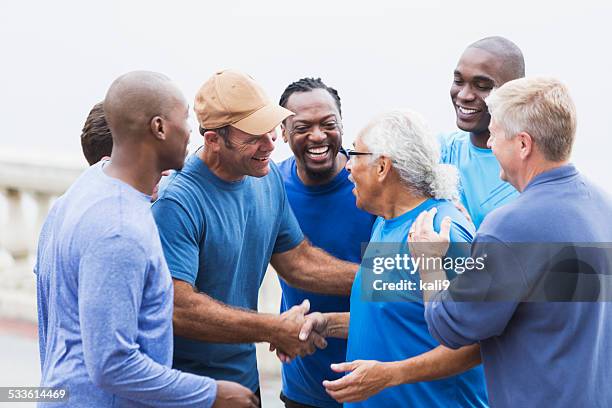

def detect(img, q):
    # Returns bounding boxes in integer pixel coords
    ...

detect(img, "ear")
[376,156,393,182]
[150,116,165,140]
[517,131,533,160]
[281,123,288,143]
[204,130,222,152]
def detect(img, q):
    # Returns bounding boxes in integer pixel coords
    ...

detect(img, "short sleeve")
[152,198,201,285]
[273,180,304,254]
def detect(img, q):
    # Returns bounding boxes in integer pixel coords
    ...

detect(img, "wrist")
[325,312,349,338]
[386,360,412,387]
[260,313,283,344]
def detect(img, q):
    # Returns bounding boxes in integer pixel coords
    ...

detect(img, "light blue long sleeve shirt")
[35,162,216,407]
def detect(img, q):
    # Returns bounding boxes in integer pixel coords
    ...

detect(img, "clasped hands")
[270,307,396,403]
[268,299,329,363]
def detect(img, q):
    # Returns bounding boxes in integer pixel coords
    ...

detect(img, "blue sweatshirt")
[425,164,612,407]
[35,162,217,407]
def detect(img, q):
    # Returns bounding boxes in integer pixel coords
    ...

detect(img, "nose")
[261,130,276,152]
[457,84,475,102]
[486,135,493,149]
[309,126,326,143]
[345,157,352,173]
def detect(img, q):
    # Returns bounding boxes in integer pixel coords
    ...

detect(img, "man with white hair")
[299,110,488,407]
[413,77,612,407]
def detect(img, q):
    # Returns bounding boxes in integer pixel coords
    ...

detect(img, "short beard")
[303,163,336,183]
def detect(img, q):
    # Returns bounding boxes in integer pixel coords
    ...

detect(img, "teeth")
[458,106,479,114]
[307,146,330,155]
[253,157,269,161]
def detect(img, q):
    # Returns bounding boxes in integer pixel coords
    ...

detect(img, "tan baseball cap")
[194,69,294,135]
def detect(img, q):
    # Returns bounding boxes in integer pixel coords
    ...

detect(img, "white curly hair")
[360,109,459,201]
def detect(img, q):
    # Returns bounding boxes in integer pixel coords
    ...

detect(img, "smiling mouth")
[252,156,270,162]
[305,145,331,160]
[457,105,481,115]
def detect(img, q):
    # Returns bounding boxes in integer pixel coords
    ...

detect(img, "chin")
[456,119,470,132]
[306,163,335,178]
[353,192,365,210]
[252,167,270,178]
[456,120,478,133]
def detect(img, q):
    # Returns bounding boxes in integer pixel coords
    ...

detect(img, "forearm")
[173,280,278,344]
[387,344,481,386]
[80,273,217,406]
[324,312,350,339]
[86,348,217,407]
[273,241,358,295]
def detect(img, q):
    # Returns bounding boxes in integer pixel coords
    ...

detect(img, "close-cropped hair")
[486,77,576,162]
[279,77,342,117]
[360,110,458,200]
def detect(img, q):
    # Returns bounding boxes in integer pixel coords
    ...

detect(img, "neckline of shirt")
[189,149,249,191]
[97,160,152,201]
[524,163,578,192]
[289,150,351,195]
[379,198,438,231]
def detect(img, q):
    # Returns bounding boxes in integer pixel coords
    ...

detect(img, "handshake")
[268,299,329,363]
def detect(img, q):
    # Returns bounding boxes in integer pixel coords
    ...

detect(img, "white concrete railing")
[0,149,282,374]
[0,150,86,322]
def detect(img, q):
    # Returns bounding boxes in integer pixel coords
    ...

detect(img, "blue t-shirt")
[152,152,304,392]
[439,131,518,229]
[425,164,612,408]
[35,162,216,407]
[346,198,488,408]
[277,156,376,407]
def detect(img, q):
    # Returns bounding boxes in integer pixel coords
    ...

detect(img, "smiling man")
[439,36,525,228]
[413,77,612,408]
[35,71,259,407]
[151,70,359,400]
[277,78,376,408]
[297,110,488,407]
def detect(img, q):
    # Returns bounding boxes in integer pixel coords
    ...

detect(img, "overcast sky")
[1,0,611,192]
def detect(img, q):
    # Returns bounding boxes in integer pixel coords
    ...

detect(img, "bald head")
[103,71,185,143]
[467,36,525,83]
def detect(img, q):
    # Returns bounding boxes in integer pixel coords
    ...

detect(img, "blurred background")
[1,0,611,406]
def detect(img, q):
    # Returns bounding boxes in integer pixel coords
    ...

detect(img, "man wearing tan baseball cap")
[195,69,294,136]
[151,70,359,401]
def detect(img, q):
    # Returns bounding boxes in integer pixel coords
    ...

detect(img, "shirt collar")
[524,163,578,192]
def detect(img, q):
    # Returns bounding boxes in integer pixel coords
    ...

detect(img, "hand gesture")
[322,360,395,403]
[407,208,452,262]
[299,311,329,341]
[213,380,259,408]
[269,300,327,363]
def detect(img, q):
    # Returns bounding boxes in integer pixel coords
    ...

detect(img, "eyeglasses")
[346,149,374,157]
